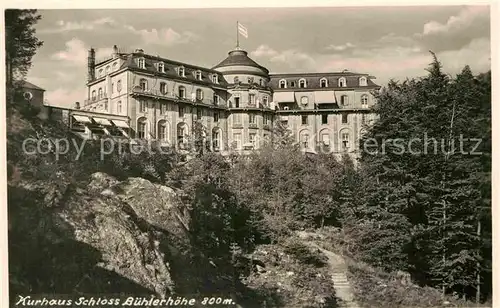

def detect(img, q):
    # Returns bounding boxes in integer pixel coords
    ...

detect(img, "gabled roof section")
[213,49,269,74]
[121,52,228,86]
[20,80,45,91]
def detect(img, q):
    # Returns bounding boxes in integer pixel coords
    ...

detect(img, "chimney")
[74,102,81,109]
[112,45,119,58]
[87,48,96,82]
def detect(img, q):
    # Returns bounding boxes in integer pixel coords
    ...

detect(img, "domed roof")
[212,48,269,74]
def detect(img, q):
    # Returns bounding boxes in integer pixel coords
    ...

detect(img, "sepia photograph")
[3,2,494,307]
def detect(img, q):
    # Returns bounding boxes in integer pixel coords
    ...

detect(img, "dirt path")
[298,233,360,308]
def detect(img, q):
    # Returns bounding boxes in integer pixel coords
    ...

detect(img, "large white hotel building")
[55,44,379,155]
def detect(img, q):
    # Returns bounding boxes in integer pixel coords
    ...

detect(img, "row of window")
[138,79,221,103]
[297,94,369,107]
[97,62,120,78]
[231,93,269,107]
[91,80,123,101]
[232,132,267,149]
[137,58,220,83]
[233,76,266,86]
[230,113,272,125]
[278,76,368,89]
[136,119,224,150]
[299,131,350,149]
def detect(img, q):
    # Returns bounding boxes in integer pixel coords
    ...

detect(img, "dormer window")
[98,69,103,77]
[290,81,296,87]
[299,78,307,88]
[178,66,185,77]
[338,77,347,87]
[212,74,219,83]
[105,66,110,75]
[158,62,165,73]
[279,79,286,89]
[234,76,239,83]
[195,70,202,81]
[138,58,145,69]
[320,78,328,88]
[248,77,254,84]
[359,76,367,86]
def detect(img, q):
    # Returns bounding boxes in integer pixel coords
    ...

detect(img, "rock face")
[9,171,190,298]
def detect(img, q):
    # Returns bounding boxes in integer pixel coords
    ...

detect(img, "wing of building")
[48,44,380,156]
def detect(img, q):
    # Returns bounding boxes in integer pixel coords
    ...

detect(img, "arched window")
[117,80,122,92]
[140,79,148,91]
[91,90,96,101]
[196,89,203,100]
[177,123,188,147]
[338,77,347,87]
[341,131,350,150]
[195,70,202,80]
[112,62,118,70]
[300,96,309,106]
[105,66,110,75]
[359,77,367,86]
[178,86,186,99]
[262,95,269,106]
[341,95,349,106]
[137,118,147,139]
[234,76,239,83]
[320,78,328,88]
[321,133,330,146]
[138,58,145,69]
[158,62,165,73]
[104,101,108,111]
[212,128,222,151]
[299,78,307,88]
[279,79,286,89]
[178,66,185,77]
[157,120,168,141]
[160,82,167,94]
[99,69,103,77]
[117,101,122,114]
[98,88,103,99]
[361,95,368,108]
[300,131,310,149]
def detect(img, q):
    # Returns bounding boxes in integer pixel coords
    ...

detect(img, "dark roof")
[117,53,228,86]
[21,81,45,91]
[269,73,379,90]
[212,49,269,74]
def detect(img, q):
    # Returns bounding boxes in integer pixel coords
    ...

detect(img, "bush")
[283,239,328,268]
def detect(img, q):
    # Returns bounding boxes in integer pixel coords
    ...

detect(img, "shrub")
[283,239,328,268]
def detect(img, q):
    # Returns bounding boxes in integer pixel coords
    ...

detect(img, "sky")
[26,6,491,108]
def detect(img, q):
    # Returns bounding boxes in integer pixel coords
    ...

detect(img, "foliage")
[351,54,492,301]
[5,9,44,105]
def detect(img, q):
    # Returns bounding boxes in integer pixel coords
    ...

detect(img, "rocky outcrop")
[9,171,190,298]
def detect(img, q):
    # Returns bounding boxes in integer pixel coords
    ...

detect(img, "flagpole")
[236,21,239,48]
